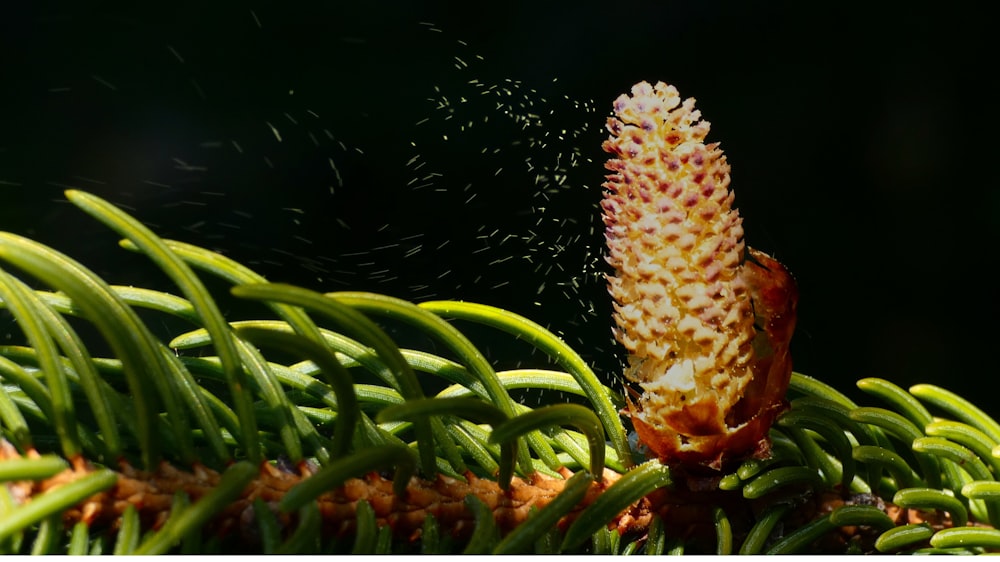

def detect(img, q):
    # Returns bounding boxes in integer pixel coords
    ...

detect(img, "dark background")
[2,2,998,416]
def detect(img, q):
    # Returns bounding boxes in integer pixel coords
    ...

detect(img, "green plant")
[2,190,999,554]
[3,79,1000,554]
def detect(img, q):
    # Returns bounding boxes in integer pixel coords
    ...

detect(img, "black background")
[2,2,998,416]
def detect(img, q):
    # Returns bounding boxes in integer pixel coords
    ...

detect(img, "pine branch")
[3,81,1000,554]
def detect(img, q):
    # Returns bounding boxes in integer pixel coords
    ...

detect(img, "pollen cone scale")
[602,81,798,470]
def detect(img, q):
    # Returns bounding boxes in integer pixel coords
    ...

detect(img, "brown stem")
[0,441,969,553]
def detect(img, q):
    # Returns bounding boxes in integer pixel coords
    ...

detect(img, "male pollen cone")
[601,81,798,471]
